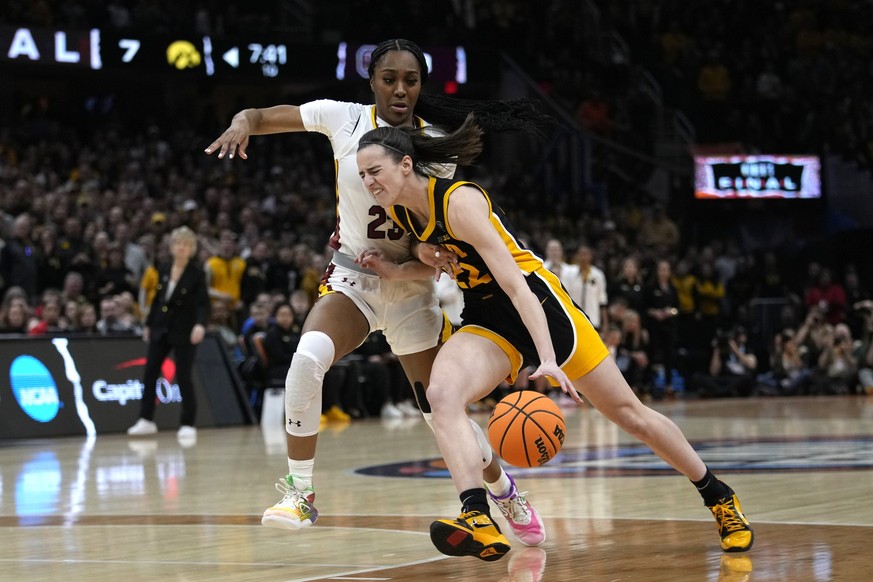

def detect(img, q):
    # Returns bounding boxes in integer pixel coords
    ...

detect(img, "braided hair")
[368,39,430,85]
[367,39,553,136]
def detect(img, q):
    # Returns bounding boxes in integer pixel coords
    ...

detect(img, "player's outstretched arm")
[204,105,305,160]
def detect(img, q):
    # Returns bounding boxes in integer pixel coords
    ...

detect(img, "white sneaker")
[488,474,546,546]
[177,425,197,438]
[177,425,197,447]
[262,475,318,529]
[396,400,420,417]
[127,418,157,436]
[380,402,404,419]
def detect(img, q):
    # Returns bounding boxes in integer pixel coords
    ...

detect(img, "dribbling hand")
[529,362,584,405]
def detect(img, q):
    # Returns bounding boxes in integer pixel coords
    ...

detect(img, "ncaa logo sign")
[9,355,61,422]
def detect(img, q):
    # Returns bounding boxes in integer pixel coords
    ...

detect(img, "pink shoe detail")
[488,475,546,546]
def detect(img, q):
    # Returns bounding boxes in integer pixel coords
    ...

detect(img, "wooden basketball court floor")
[1,395,872,581]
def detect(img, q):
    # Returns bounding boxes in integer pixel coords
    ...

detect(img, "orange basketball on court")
[487,391,566,468]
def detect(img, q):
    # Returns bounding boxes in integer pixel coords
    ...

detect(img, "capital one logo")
[9,355,61,422]
[97,357,182,405]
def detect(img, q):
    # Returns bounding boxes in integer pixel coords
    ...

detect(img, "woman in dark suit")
[127,226,210,439]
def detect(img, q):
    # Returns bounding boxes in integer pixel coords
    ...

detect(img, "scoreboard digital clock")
[2,25,472,86]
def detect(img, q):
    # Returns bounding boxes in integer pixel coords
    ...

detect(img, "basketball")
[487,391,566,468]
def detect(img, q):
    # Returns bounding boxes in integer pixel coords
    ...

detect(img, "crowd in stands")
[496,232,873,403]
[595,0,873,168]
[3,101,870,409]
[2,1,872,427]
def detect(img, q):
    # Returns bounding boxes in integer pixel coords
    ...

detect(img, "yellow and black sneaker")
[430,510,511,561]
[708,490,754,552]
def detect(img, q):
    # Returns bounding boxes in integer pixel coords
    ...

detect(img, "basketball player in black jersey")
[355,116,754,561]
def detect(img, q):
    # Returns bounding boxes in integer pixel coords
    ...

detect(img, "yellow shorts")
[456,267,609,384]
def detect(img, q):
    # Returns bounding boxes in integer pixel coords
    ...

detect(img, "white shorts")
[319,253,446,355]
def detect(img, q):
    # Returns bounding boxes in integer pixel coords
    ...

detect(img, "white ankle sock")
[288,458,314,490]
[486,468,513,497]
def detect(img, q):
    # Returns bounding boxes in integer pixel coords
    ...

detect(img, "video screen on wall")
[694,154,822,199]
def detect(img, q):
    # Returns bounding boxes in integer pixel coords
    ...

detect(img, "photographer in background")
[810,323,858,395]
[757,328,812,396]
[804,267,847,326]
[692,326,758,398]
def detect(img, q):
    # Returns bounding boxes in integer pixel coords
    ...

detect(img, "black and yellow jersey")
[389,176,608,382]
[388,176,544,296]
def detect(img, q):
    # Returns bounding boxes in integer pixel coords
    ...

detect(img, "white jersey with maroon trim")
[299,99,451,262]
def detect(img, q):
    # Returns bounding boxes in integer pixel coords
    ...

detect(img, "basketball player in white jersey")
[206,39,552,547]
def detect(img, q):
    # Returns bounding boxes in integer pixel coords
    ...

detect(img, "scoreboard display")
[694,154,822,200]
[2,26,102,69]
[1,25,470,85]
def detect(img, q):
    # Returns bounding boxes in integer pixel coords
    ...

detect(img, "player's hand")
[529,362,583,405]
[415,243,459,282]
[416,242,459,269]
[190,324,205,345]
[434,264,458,282]
[356,249,400,279]
[204,118,251,160]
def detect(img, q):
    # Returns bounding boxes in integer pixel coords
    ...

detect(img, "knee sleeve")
[286,388,322,437]
[284,332,335,436]
[285,331,334,412]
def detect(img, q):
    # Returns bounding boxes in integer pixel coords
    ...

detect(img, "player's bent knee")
[424,382,458,414]
[285,353,324,413]
[284,331,335,413]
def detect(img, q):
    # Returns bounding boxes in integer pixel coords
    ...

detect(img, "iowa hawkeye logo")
[166,40,201,70]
